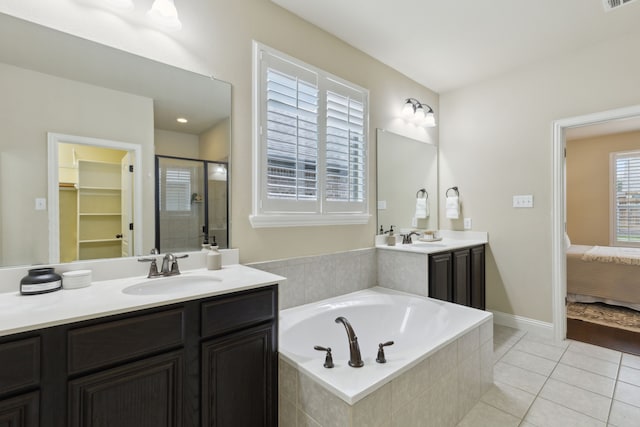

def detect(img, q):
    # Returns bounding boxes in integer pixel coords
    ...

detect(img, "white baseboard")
[490,310,555,340]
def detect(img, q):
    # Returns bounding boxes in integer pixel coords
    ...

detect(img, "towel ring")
[446,186,459,197]
[416,188,427,199]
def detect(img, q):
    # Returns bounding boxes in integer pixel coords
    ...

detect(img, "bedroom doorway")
[552,106,640,351]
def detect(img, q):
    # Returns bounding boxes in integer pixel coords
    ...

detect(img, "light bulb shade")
[402,99,415,116]
[148,0,183,31]
[105,0,134,9]
[414,104,426,120]
[208,164,227,181]
[424,110,436,127]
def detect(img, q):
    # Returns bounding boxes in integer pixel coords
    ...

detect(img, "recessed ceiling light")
[177,117,188,123]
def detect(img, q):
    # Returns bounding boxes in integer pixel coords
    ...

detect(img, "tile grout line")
[509,333,619,426]
[491,327,640,427]
[606,352,623,426]
[516,331,568,427]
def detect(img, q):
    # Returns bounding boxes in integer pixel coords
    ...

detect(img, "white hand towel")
[446,196,459,219]
[415,197,429,219]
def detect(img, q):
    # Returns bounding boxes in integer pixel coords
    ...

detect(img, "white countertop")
[0,264,285,338]
[376,230,488,255]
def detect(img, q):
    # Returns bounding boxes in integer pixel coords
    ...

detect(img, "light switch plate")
[35,198,47,210]
[513,195,533,208]
[463,218,472,230]
[377,200,387,210]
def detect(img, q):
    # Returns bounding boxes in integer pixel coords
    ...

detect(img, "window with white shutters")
[159,166,192,212]
[251,42,369,227]
[612,150,640,246]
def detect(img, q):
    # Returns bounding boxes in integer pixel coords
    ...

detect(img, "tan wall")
[0,62,154,266]
[0,0,438,264]
[155,129,200,159]
[566,131,640,246]
[199,118,230,162]
[440,33,640,323]
[59,188,77,263]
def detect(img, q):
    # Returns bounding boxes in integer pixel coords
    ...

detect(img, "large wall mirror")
[0,13,231,268]
[376,129,438,232]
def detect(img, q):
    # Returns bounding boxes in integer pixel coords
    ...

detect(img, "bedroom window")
[250,42,370,228]
[612,150,640,246]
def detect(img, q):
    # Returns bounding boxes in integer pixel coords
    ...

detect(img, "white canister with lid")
[62,270,92,289]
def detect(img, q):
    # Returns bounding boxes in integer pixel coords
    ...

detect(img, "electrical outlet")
[513,195,534,208]
[463,218,472,230]
[377,200,387,210]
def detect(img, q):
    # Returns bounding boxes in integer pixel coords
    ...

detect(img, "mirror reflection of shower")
[155,155,228,252]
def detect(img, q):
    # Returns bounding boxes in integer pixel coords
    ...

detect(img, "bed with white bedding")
[567,245,640,312]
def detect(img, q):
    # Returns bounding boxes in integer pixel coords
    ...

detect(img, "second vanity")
[0,255,284,427]
[376,230,488,310]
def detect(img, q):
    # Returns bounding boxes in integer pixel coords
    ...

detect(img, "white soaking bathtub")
[279,287,494,426]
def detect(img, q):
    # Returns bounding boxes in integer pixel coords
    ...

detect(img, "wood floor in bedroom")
[567,302,640,356]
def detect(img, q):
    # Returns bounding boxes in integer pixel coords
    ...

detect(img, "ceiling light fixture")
[402,98,436,127]
[147,0,182,31]
[176,117,188,123]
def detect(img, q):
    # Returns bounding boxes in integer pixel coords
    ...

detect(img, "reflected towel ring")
[446,186,459,197]
[416,188,427,199]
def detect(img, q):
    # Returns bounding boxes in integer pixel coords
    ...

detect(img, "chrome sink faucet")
[402,231,420,244]
[335,316,364,367]
[138,253,189,278]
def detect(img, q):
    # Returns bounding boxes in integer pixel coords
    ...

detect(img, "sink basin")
[122,274,223,296]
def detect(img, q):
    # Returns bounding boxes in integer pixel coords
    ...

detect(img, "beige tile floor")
[457,325,640,427]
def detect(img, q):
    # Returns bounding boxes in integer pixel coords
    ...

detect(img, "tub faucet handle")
[376,341,395,364]
[313,345,334,368]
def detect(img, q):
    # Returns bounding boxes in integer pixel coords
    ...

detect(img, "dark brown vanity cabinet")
[0,285,278,427]
[0,337,40,427]
[429,245,485,310]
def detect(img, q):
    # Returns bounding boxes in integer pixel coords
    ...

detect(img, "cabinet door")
[452,249,471,306]
[201,323,276,427]
[0,392,39,427]
[470,245,486,310]
[429,252,452,302]
[68,351,183,427]
[0,338,40,396]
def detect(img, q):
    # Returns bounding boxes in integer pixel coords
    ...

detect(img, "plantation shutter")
[253,43,369,226]
[261,53,320,213]
[160,166,192,212]
[325,79,366,213]
[614,152,640,245]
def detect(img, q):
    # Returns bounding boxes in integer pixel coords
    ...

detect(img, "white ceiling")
[271,0,640,93]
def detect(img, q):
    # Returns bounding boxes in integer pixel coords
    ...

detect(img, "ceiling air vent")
[603,0,638,11]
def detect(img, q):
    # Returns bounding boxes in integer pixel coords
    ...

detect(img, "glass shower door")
[207,162,228,248]
[156,157,206,253]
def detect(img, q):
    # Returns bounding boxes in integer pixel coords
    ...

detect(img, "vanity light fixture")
[148,0,183,31]
[402,98,436,127]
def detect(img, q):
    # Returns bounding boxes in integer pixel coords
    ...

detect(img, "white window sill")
[249,213,371,228]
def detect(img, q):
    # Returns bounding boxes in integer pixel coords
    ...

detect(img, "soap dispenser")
[207,236,222,270]
[387,225,396,246]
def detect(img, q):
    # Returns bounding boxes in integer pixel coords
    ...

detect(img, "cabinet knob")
[115,234,123,239]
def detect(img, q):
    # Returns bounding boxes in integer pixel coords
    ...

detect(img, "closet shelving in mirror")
[76,160,123,260]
